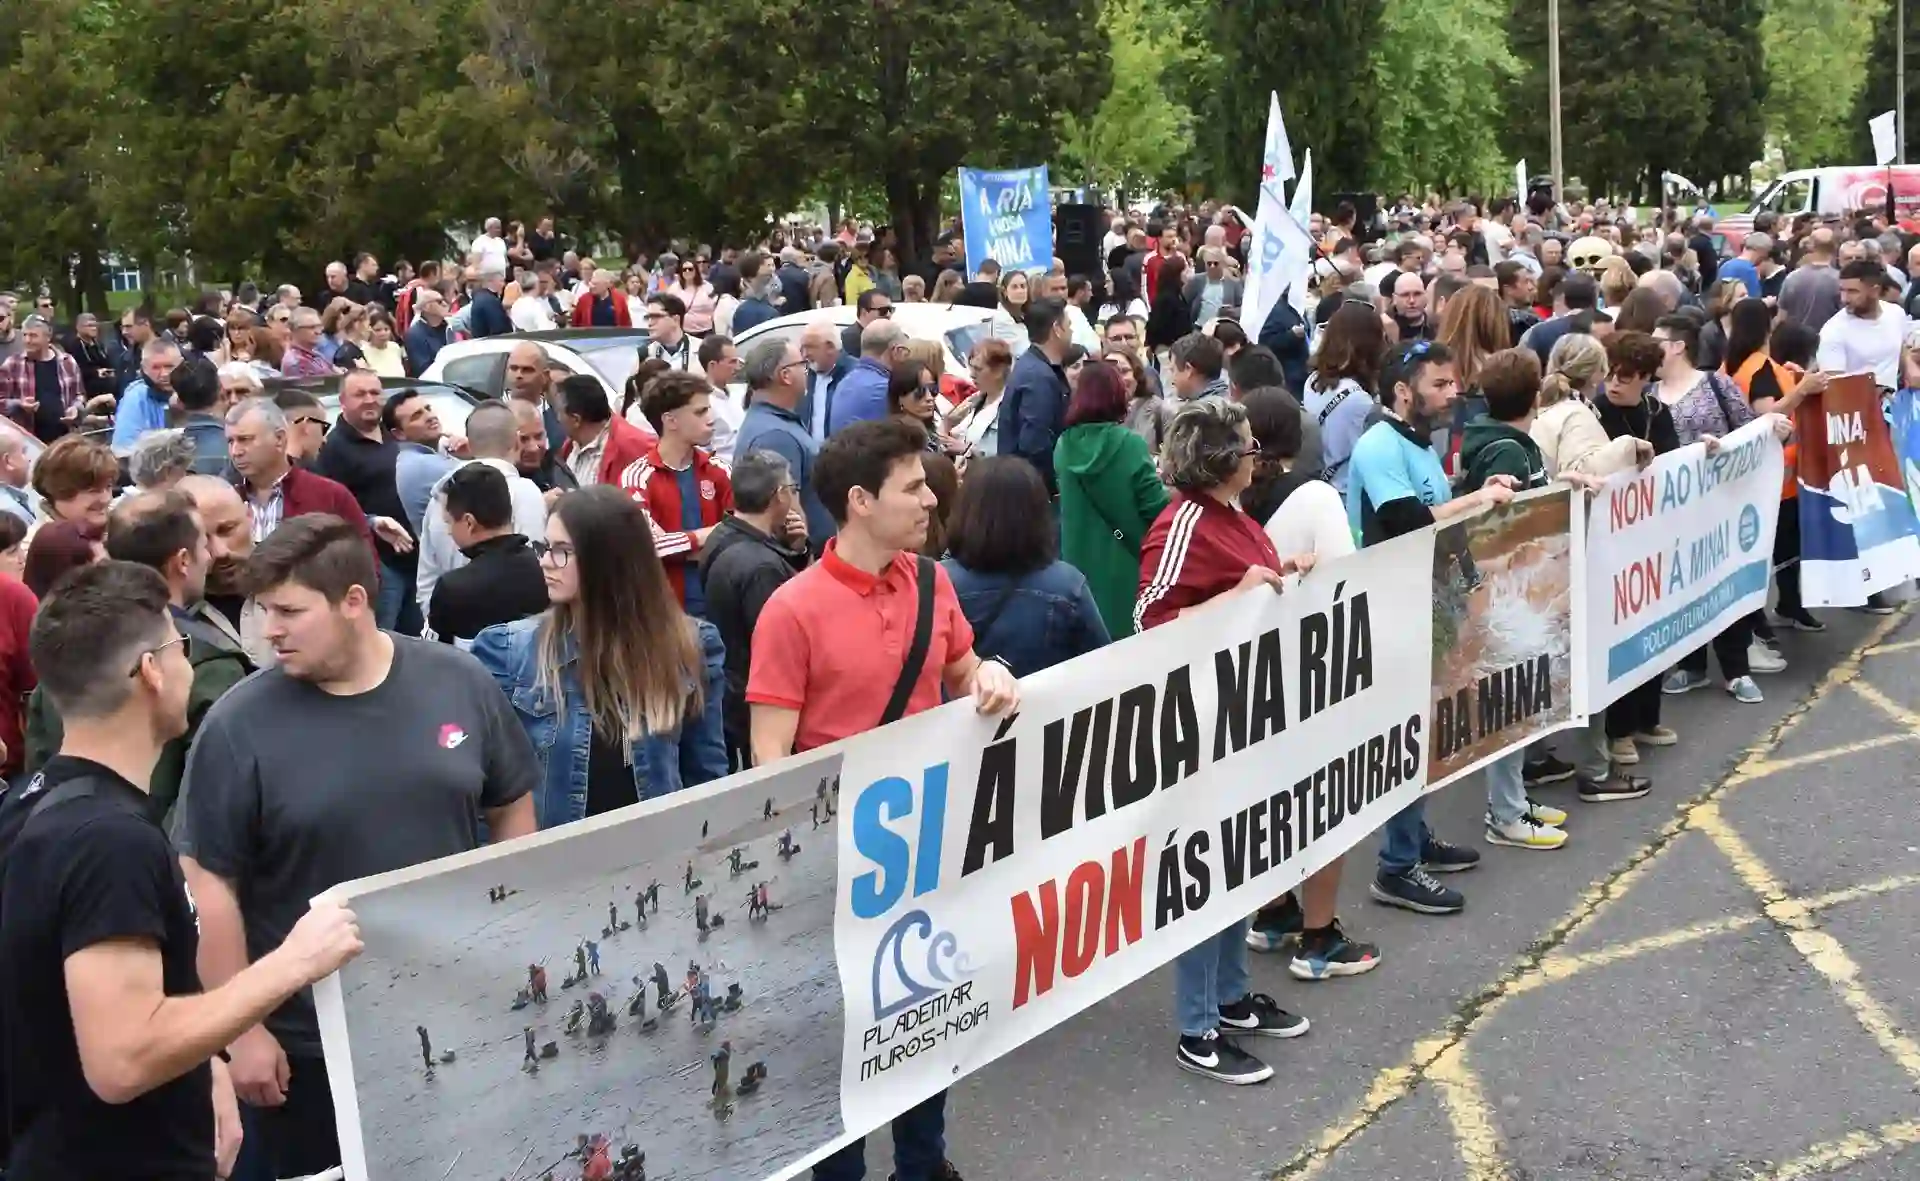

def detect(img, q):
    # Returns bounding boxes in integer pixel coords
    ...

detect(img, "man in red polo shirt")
[747,416,1016,1181]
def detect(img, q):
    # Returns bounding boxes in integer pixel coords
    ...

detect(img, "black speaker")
[1055,203,1105,279]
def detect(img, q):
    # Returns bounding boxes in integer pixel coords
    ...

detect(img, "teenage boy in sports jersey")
[1344,341,1516,915]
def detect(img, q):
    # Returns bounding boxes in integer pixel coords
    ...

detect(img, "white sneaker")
[1485,815,1568,850]
[1747,643,1786,674]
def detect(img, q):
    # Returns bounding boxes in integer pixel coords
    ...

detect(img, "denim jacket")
[940,559,1111,677]
[470,615,730,829]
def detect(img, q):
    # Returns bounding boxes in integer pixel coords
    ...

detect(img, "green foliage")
[1853,0,1917,162]
[1694,0,1769,186]
[1370,0,1520,197]
[1187,0,1387,205]
[1506,0,1718,201]
[1055,0,1198,197]
[653,0,1110,264]
[1765,0,1881,169]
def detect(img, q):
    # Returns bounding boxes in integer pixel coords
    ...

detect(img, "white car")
[420,329,653,409]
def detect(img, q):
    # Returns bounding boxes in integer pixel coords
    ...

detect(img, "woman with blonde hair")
[1597,256,1636,309]
[1530,333,1650,478]
[930,269,965,305]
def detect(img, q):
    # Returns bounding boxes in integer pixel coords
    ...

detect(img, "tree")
[653,0,1111,268]
[1055,0,1198,200]
[0,0,119,312]
[1765,0,1882,169]
[105,0,527,286]
[1506,0,1717,202]
[1693,0,1769,188]
[1853,0,1917,162]
[1369,0,1519,197]
[1186,0,1386,206]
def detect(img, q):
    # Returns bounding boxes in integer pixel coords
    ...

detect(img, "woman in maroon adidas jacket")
[1135,397,1315,1086]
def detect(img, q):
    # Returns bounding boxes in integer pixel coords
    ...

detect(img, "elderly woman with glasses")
[1136,396,1315,1087]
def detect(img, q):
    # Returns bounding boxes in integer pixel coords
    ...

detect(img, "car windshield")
[570,336,650,394]
[945,322,991,362]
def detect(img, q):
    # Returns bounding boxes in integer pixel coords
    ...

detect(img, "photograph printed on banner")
[1428,487,1576,783]
[324,754,848,1181]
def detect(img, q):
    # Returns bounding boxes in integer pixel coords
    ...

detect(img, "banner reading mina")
[831,531,1434,1136]
[1427,488,1584,787]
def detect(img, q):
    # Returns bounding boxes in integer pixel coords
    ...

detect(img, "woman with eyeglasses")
[670,259,717,338]
[1138,396,1314,1085]
[472,486,728,829]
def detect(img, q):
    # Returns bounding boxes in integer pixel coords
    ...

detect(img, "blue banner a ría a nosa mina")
[958,166,1051,276]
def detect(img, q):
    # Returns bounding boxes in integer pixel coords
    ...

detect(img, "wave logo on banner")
[1584,423,1783,708]
[958,165,1051,276]
[1795,373,1920,605]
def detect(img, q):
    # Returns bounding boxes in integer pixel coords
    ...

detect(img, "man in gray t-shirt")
[172,513,538,1180]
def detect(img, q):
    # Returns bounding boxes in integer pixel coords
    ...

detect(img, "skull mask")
[1568,235,1614,278]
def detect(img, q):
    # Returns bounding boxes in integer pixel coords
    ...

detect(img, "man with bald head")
[800,319,854,438]
[1388,269,1434,341]
[314,261,351,312]
[415,400,551,617]
[504,339,566,451]
[22,486,259,813]
[508,396,575,494]
[1779,226,1841,328]
[826,319,904,434]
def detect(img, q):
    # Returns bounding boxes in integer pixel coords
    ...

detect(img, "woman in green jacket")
[1054,359,1170,637]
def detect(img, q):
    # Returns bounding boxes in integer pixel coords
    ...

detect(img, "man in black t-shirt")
[173,515,537,1180]
[0,562,361,1181]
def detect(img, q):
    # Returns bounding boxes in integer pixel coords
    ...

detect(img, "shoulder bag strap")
[1063,467,1131,546]
[880,556,938,727]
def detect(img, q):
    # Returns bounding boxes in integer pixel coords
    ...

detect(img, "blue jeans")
[814,1090,947,1181]
[1173,920,1251,1036]
[375,558,422,636]
[1378,798,1429,875]
[1483,748,1529,826]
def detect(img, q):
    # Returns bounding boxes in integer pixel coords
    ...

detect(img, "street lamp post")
[1548,0,1564,196]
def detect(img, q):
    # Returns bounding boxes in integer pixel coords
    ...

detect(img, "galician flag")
[1261,92,1296,186]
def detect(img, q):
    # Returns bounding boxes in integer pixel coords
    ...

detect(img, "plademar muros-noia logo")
[858,909,986,1082]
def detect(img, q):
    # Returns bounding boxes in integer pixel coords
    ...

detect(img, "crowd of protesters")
[0,180,1902,1179]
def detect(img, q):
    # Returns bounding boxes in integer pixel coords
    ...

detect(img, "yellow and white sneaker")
[1525,800,1569,828]
[1486,815,1568,850]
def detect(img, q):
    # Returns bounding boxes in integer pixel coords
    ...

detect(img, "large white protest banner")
[314,525,1440,1180]
[1584,421,1784,710]
[831,530,1433,1130]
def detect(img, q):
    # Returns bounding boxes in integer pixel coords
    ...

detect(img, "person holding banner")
[1136,398,1316,1082]
[1347,342,1516,914]
[1650,314,1777,701]
[747,417,1018,1180]
[1239,386,1384,976]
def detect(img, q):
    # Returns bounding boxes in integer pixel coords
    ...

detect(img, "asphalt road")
[920,605,1920,1181]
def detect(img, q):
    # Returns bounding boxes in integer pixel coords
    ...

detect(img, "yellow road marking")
[1728,732,1919,786]
[1747,1118,1920,1180]
[1693,802,1920,1086]
[1863,635,1920,656]
[1849,676,1920,730]
[1427,1044,1509,1181]
[1272,609,1910,1180]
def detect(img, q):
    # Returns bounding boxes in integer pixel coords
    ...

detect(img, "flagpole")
[1548,0,1564,194]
